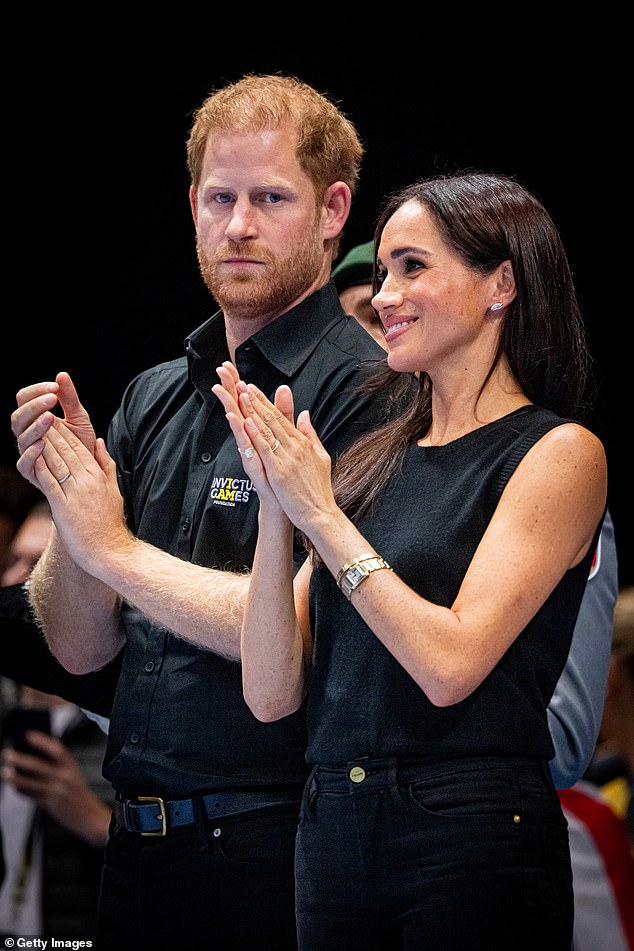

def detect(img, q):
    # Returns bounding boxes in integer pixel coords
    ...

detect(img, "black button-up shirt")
[102,283,402,798]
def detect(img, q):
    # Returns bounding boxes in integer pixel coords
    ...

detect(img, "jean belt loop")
[121,796,132,831]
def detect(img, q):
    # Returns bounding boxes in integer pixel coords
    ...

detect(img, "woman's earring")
[490,302,503,312]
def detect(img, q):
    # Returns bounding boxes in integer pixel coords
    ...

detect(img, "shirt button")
[201,452,211,463]
[349,766,366,783]
[182,519,191,534]
[129,732,140,744]
[144,661,155,673]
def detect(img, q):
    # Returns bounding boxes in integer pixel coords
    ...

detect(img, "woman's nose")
[371,285,402,312]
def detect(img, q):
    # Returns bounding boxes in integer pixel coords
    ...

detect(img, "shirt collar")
[185,282,344,400]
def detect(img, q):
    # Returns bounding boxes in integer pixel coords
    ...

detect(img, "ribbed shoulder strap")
[491,413,573,504]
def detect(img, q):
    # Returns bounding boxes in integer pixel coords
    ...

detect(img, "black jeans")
[96,800,300,950]
[295,756,573,951]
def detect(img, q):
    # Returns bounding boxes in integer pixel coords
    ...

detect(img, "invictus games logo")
[209,474,255,507]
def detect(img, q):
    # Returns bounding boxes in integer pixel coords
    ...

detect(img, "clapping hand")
[12,371,96,490]
[213,363,336,535]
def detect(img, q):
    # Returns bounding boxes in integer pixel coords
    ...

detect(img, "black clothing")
[96,284,402,950]
[294,405,599,948]
[306,405,603,766]
[0,585,116,896]
[0,583,121,718]
[40,713,111,938]
[99,802,301,951]
[103,283,401,799]
[295,756,573,951]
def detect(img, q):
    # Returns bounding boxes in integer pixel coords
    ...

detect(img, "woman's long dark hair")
[326,171,592,532]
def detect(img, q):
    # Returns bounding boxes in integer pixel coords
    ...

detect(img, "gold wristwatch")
[336,554,392,601]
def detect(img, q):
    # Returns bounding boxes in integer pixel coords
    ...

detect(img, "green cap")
[332,240,375,292]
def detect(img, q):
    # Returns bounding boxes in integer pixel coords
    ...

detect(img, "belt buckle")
[137,795,167,836]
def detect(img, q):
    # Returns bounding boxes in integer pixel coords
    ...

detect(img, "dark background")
[3,42,630,584]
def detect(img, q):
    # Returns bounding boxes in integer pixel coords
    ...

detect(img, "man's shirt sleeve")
[548,510,619,789]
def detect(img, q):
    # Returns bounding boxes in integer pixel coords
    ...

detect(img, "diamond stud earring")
[490,302,503,312]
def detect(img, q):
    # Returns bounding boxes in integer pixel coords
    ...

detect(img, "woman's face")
[372,199,499,376]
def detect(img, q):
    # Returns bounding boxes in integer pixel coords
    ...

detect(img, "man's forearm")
[31,522,248,665]
[29,527,125,675]
[87,534,249,661]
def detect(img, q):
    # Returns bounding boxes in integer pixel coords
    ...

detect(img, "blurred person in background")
[585,586,634,840]
[332,239,385,346]
[559,587,634,951]
[0,466,41,578]
[0,499,112,941]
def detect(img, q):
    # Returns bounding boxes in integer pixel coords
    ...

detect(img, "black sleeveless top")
[305,405,602,767]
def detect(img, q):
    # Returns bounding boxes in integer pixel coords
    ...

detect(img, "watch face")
[339,556,390,600]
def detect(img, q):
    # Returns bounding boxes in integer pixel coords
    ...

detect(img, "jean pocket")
[406,763,525,825]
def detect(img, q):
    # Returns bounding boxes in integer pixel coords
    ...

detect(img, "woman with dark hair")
[214,172,608,950]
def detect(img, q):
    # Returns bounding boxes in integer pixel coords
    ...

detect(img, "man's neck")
[224,276,330,361]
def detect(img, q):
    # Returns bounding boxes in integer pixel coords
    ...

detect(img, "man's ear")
[321,182,351,240]
[189,184,199,227]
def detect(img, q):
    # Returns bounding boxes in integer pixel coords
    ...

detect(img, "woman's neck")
[419,357,530,447]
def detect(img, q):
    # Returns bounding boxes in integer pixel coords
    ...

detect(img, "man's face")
[191,123,327,329]
[338,283,386,348]
[1,511,51,587]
